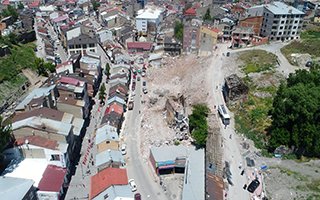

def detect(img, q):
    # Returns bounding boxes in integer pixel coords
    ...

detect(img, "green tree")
[269,69,320,157]
[17,2,24,10]
[203,8,212,21]
[174,21,184,42]
[0,116,13,151]
[2,5,18,22]
[189,104,210,147]
[91,0,100,11]
[105,63,111,79]
[99,83,106,104]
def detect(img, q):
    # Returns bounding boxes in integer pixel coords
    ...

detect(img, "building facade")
[260,2,304,40]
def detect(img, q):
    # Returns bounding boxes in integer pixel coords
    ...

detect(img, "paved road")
[46,23,68,62]
[34,19,46,59]
[209,43,250,200]
[122,73,169,200]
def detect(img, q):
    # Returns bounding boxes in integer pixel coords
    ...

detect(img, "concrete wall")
[239,16,263,35]
[13,127,67,143]
[56,103,83,119]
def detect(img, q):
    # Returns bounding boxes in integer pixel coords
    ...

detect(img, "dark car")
[132,82,136,91]
[247,179,260,193]
[142,81,146,87]
[134,193,141,200]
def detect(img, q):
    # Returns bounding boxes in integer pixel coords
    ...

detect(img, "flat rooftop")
[4,158,48,187]
[265,1,304,15]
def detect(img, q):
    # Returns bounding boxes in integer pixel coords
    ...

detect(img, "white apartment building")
[135,6,164,33]
[260,2,304,40]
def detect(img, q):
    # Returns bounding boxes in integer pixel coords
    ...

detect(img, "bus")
[218,104,230,125]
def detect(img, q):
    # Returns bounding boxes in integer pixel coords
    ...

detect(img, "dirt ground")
[140,47,320,200]
[222,51,320,200]
[139,54,213,158]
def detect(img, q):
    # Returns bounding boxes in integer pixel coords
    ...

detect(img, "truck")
[128,101,134,110]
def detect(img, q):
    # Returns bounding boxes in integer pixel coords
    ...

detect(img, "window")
[272,26,277,29]
[292,32,296,34]
[293,26,297,29]
[289,26,292,29]
[279,32,282,35]
[82,44,87,48]
[69,45,74,49]
[51,155,60,161]
[75,44,81,48]
[283,31,286,34]
[90,49,95,52]
[281,21,285,24]
[294,20,298,23]
[106,141,110,144]
[273,20,278,24]
[89,43,95,47]
[280,26,283,30]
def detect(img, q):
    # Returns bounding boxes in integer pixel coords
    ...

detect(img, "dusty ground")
[139,43,320,200]
[139,54,212,158]
[224,49,320,200]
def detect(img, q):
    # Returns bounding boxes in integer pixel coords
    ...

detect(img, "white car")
[128,179,137,192]
[121,144,126,155]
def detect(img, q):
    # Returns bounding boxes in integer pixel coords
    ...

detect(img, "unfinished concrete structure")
[223,74,249,103]
[164,95,189,141]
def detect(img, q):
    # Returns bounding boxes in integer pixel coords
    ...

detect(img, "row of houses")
[1,51,103,199]
[88,62,136,199]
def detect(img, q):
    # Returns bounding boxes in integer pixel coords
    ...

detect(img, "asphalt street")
[122,72,169,200]
[210,43,250,200]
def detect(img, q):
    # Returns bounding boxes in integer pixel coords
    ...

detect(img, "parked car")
[142,81,146,87]
[247,179,260,193]
[132,82,136,91]
[143,88,148,94]
[120,144,126,155]
[134,193,141,200]
[128,101,134,110]
[129,179,137,192]
[137,76,141,81]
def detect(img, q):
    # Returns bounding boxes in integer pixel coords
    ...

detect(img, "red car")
[134,193,141,200]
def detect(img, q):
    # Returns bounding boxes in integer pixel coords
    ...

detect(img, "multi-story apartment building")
[260,2,304,40]
[183,20,201,52]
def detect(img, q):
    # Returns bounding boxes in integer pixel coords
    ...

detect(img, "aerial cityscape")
[0,0,319,200]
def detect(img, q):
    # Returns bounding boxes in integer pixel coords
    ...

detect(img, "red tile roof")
[184,7,196,16]
[13,107,64,122]
[2,0,9,5]
[105,102,124,115]
[28,0,40,8]
[56,61,73,69]
[60,76,80,86]
[15,135,59,150]
[38,165,67,192]
[127,42,152,51]
[90,168,128,199]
